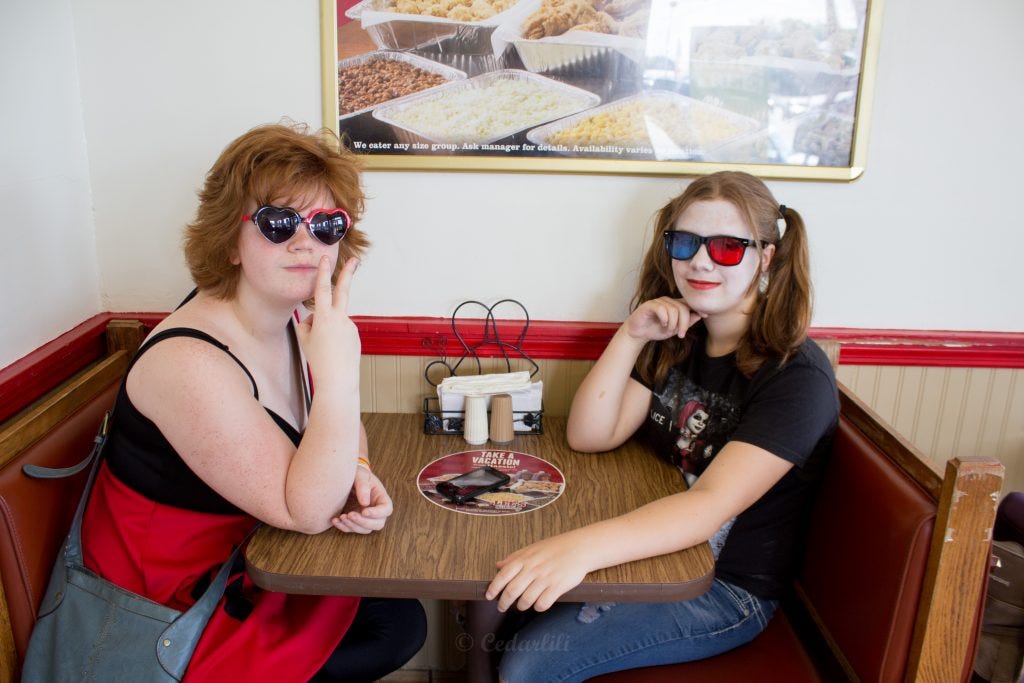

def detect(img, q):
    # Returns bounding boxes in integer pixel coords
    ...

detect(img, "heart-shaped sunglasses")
[243,205,351,246]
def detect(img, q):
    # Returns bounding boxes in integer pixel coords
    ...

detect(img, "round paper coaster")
[417,449,565,515]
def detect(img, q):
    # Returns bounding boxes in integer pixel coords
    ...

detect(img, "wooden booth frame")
[322,0,884,180]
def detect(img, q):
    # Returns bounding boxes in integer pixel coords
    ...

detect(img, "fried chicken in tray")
[520,0,650,39]
[388,0,516,21]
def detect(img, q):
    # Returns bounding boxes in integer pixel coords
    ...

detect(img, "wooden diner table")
[247,412,713,600]
[245,412,715,679]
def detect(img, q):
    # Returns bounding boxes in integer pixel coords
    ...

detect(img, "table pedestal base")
[466,600,505,683]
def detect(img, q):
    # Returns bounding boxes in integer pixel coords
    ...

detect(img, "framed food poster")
[321,0,883,180]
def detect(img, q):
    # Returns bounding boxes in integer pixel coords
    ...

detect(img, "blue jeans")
[498,580,777,683]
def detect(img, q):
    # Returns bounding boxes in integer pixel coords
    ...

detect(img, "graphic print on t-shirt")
[674,399,709,470]
[649,372,741,475]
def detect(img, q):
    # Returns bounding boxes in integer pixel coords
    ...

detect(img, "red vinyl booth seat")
[0,380,119,670]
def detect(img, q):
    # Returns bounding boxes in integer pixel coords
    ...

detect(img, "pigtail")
[739,205,812,375]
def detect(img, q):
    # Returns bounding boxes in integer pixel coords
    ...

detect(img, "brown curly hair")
[634,171,812,386]
[183,122,368,299]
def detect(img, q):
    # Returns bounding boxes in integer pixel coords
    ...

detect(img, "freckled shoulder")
[126,332,258,411]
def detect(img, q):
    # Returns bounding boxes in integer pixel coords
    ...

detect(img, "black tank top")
[105,327,304,514]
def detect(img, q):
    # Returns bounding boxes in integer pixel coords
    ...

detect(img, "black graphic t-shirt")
[633,331,839,599]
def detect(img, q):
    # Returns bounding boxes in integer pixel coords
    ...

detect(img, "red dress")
[81,327,360,681]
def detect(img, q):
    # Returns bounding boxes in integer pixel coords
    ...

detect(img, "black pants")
[310,597,427,683]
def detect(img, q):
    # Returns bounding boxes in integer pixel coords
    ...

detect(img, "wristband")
[356,457,372,471]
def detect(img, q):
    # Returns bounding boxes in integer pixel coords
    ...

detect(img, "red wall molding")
[808,327,1024,369]
[0,313,164,424]
[3,312,1023,424]
[354,317,621,361]
[353,319,1024,369]
[350,319,1024,370]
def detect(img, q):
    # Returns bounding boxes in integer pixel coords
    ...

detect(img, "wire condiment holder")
[422,299,542,436]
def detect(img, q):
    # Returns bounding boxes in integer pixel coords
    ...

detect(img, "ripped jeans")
[498,579,777,683]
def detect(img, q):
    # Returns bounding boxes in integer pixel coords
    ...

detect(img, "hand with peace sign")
[294,254,362,390]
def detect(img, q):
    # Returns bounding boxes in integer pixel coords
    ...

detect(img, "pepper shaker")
[489,394,514,445]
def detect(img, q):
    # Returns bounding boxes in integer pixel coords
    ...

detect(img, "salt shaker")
[489,393,514,445]
[463,395,489,445]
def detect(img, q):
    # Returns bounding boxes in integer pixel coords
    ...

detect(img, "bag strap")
[288,316,312,415]
[156,525,259,678]
[22,410,110,566]
[22,411,110,480]
[22,388,118,619]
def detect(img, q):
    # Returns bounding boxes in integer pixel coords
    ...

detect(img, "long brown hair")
[183,122,368,299]
[633,171,812,386]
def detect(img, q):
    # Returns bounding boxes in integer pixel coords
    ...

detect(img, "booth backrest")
[0,351,126,679]
[797,415,936,680]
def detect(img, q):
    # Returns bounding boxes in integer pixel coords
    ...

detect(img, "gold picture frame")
[322,0,883,180]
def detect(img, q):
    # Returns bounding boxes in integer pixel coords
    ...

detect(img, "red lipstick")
[687,280,719,290]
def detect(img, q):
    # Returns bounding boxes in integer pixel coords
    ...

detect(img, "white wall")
[3,0,1023,368]
[71,0,324,312]
[0,0,101,367]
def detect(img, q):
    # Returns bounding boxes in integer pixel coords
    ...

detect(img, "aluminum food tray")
[525,90,759,160]
[494,0,646,75]
[514,39,640,76]
[690,56,858,99]
[347,0,458,50]
[509,28,645,76]
[408,40,513,78]
[371,69,600,146]
[338,51,467,121]
[349,0,531,52]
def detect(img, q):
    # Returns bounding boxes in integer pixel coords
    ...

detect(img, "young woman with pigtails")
[487,171,838,682]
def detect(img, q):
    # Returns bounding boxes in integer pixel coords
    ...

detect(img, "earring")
[758,273,769,295]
